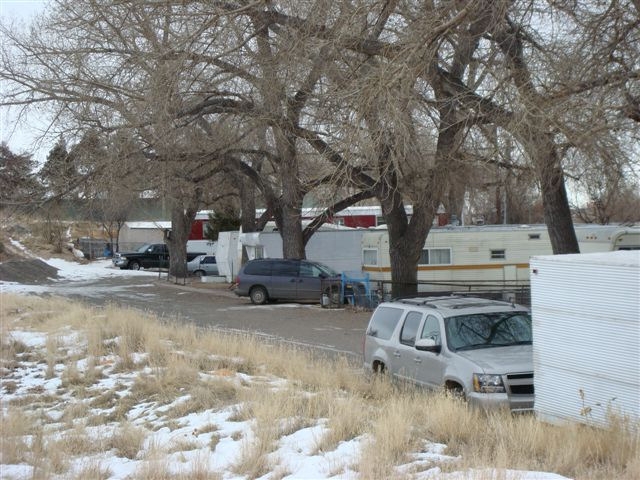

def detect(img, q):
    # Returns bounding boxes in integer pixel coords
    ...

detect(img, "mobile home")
[239,228,365,274]
[361,224,640,292]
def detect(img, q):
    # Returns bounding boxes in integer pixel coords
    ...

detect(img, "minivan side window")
[244,261,272,276]
[400,311,423,346]
[299,262,323,277]
[367,306,404,340]
[271,260,299,277]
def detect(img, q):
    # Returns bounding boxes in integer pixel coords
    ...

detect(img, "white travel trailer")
[217,231,240,282]
[530,251,640,427]
[361,224,640,292]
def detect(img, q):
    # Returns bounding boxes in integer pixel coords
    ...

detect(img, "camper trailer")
[361,224,640,293]
[239,228,365,274]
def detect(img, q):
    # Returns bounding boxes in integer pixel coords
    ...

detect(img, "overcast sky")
[0,0,48,165]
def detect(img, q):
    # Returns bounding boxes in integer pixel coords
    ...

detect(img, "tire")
[194,270,205,277]
[249,286,268,305]
[129,260,141,271]
[446,383,465,400]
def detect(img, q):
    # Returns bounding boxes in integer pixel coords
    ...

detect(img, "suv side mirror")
[415,338,441,354]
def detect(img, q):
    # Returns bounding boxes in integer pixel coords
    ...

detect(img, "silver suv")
[363,296,534,412]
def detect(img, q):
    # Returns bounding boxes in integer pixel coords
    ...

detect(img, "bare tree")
[0,1,255,276]
[3,0,637,292]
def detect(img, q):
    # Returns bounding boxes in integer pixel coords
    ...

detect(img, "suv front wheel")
[249,286,268,305]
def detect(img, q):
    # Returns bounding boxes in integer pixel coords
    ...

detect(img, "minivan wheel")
[249,286,268,305]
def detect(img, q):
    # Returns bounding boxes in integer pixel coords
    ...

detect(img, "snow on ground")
[46,257,156,281]
[1,244,571,480]
[1,238,158,295]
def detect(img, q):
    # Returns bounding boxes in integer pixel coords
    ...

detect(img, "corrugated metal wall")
[530,251,640,427]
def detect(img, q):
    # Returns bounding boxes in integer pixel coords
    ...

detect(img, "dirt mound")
[0,259,59,284]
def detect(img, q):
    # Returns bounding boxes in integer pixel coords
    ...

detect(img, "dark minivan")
[234,258,342,305]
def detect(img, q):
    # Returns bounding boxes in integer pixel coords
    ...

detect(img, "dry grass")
[0,407,33,463]
[2,293,639,480]
[314,393,370,453]
[108,422,146,459]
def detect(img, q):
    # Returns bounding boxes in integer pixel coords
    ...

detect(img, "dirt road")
[17,273,372,359]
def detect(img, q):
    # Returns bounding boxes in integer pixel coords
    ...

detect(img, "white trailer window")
[363,248,378,266]
[490,249,506,259]
[419,248,451,265]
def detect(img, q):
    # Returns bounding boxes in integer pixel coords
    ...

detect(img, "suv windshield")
[445,311,532,351]
[136,244,151,253]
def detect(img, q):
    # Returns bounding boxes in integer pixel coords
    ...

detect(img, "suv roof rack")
[391,294,515,309]
[392,294,465,307]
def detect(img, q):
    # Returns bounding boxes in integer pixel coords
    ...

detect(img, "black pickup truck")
[112,243,204,270]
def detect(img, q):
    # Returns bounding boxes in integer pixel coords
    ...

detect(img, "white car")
[186,255,218,277]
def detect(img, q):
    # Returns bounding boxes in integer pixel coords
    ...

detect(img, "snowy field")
[2,241,575,479]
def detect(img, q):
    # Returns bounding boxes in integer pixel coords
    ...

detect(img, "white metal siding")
[531,251,640,427]
[256,230,365,274]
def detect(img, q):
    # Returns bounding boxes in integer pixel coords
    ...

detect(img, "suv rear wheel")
[249,286,268,305]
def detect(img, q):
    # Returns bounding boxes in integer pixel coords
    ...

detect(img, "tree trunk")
[381,191,436,298]
[240,177,256,234]
[276,131,306,259]
[166,198,199,278]
[536,140,580,254]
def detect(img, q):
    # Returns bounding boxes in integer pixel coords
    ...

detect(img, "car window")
[243,261,272,276]
[202,256,216,264]
[367,306,404,340]
[271,260,299,277]
[299,262,325,278]
[312,262,338,277]
[399,311,423,346]
[420,315,441,345]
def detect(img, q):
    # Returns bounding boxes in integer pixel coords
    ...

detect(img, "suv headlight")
[473,374,505,394]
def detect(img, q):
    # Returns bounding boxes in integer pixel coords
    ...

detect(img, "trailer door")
[503,265,517,282]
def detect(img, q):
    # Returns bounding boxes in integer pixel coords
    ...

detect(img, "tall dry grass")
[2,293,638,480]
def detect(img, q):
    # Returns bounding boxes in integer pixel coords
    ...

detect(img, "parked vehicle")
[363,295,534,412]
[234,258,343,305]
[113,243,169,270]
[187,255,218,277]
[113,243,204,270]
